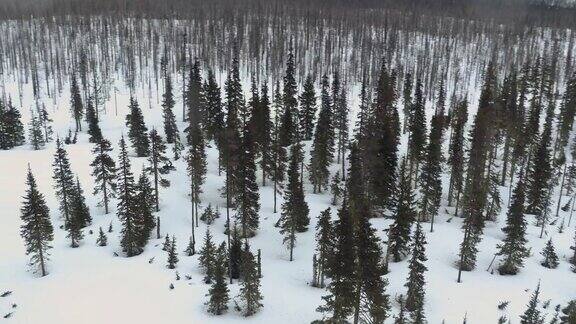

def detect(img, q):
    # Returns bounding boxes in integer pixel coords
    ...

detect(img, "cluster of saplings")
[16,45,576,323]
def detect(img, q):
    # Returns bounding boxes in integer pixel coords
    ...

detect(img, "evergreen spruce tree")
[366,61,400,211]
[318,202,356,321]
[184,59,205,144]
[271,82,287,213]
[458,63,498,273]
[237,242,263,316]
[404,220,427,322]
[229,225,242,280]
[66,191,84,249]
[20,167,54,276]
[520,282,545,324]
[28,113,45,150]
[125,97,150,157]
[540,239,559,269]
[279,47,298,147]
[408,79,426,179]
[222,55,243,206]
[70,75,84,132]
[162,75,179,144]
[85,99,102,143]
[199,228,217,283]
[315,208,332,288]
[419,115,443,229]
[204,69,225,144]
[353,201,390,323]
[0,99,25,149]
[135,170,155,243]
[37,104,54,145]
[447,100,468,207]
[560,300,576,323]
[335,87,349,176]
[117,137,145,257]
[96,227,108,247]
[162,234,171,251]
[281,142,310,234]
[72,177,91,228]
[309,75,334,193]
[330,172,343,206]
[167,236,178,269]
[526,122,553,224]
[52,138,76,225]
[299,75,317,140]
[389,158,416,262]
[91,138,116,214]
[236,125,261,237]
[206,242,230,315]
[250,82,274,186]
[497,179,530,275]
[402,72,413,134]
[147,129,174,211]
[187,121,207,228]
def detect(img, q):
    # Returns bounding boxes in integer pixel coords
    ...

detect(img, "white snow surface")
[0,77,575,324]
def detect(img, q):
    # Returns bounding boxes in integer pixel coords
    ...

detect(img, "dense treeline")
[5,1,576,322]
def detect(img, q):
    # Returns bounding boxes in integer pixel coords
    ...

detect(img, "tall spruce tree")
[315,208,332,288]
[199,228,217,283]
[367,61,400,211]
[447,100,468,207]
[70,75,84,132]
[458,62,498,273]
[187,122,207,229]
[281,141,310,234]
[299,75,317,140]
[259,82,274,185]
[389,158,415,262]
[20,167,54,276]
[419,115,443,230]
[404,220,427,322]
[353,201,390,323]
[279,47,298,147]
[497,178,530,275]
[222,55,243,206]
[135,170,155,244]
[91,138,116,214]
[126,97,150,157]
[335,87,349,177]
[206,242,230,315]
[237,242,263,316]
[526,121,553,225]
[408,79,426,180]
[162,75,179,144]
[147,129,174,212]
[117,137,145,257]
[309,75,334,193]
[318,201,356,321]
[184,59,205,144]
[236,125,261,237]
[204,69,225,145]
[52,138,76,225]
[229,225,242,280]
[520,282,545,324]
[271,82,287,213]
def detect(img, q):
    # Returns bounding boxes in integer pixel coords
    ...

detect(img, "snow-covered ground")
[0,76,575,323]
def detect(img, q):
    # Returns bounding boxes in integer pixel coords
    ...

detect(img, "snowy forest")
[1,0,576,323]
